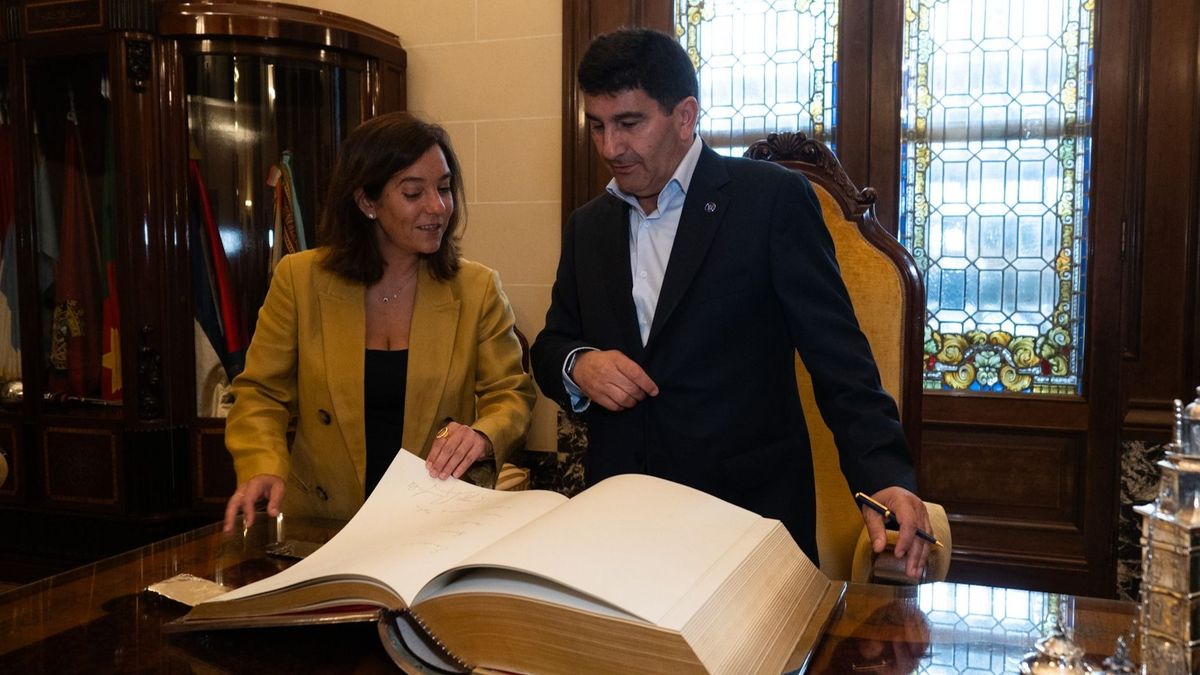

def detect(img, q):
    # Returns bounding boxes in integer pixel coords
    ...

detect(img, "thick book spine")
[377,609,472,673]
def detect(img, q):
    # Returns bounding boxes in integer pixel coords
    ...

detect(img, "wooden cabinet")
[0,0,404,579]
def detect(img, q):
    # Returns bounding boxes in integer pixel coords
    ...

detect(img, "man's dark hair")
[578,27,699,113]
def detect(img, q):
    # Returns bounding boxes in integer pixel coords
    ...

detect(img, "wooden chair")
[745,132,951,582]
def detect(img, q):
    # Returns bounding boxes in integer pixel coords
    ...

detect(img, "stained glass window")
[899,0,1094,395]
[676,0,838,156]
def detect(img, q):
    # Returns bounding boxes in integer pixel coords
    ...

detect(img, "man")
[531,28,931,577]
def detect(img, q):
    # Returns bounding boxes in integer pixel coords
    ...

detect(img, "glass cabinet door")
[185,50,364,417]
[0,60,17,394]
[27,52,120,406]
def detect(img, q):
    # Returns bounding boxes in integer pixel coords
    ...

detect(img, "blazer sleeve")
[531,210,589,407]
[768,171,917,496]
[224,255,300,484]
[470,269,536,468]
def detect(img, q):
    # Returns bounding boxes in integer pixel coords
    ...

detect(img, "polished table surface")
[0,516,1137,673]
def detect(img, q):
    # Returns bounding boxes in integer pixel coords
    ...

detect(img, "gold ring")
[436,426,450,439]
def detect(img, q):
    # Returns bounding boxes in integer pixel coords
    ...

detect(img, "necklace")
[376,264,418,303]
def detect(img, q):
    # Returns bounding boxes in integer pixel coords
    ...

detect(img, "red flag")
[189,160,246,355]
[99,133,120,400]
[50,118,102,396]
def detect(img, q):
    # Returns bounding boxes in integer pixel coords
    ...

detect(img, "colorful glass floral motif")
[676,0,838,155]
[900,0,1094,395]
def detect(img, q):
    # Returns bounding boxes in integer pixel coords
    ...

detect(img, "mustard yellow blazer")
[224,249,536,520]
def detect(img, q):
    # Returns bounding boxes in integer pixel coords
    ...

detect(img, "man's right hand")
[572,350,659,411]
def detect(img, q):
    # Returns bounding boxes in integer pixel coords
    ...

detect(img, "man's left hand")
[860,486,932,580]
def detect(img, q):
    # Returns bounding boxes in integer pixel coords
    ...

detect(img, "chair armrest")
[850,501,951,583]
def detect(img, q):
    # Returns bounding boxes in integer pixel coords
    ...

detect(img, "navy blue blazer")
[531,144,916,562]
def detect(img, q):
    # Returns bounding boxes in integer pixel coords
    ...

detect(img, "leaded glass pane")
[917,583,1074,672]
[899,0,1093,395]
[676,0,838,156]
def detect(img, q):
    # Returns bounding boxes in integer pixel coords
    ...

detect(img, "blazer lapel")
[647,146,731,347]
[405,263,459,456]
[317,268,367,479]
[597,195,644,357]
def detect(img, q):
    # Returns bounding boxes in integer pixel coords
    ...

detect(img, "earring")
[368,212,377,220]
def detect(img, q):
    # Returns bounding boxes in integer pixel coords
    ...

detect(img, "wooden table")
[0,517,1137,673]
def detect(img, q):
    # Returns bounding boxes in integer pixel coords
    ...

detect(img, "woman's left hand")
[426,420,492,480]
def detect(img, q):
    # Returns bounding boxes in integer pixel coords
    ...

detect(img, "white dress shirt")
[563,135,704,411]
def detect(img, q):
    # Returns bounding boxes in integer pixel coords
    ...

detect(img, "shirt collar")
[606,134,704,214]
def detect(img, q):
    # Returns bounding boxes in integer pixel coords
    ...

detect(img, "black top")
[364,348,408,497]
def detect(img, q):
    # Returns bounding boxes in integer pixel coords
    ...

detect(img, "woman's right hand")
[223,474,285,533]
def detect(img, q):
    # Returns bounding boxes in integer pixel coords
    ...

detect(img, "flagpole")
[65,83,103,277]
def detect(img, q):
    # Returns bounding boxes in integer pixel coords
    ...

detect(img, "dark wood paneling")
[865,0,903,237]
[835,0,870,191]
[194,422,234,508]
[1190,0,1200,391]
[42,426,118,504]
[922,428,1083,523]
[1193,1,1200,393]
[923,427,1097,595]
[1120,0,1199,425]
[24,0,103,35]
[1118,2,1150,362]
[113,32,174,424]
[158,0,405,65]
[561,0,672,223]
[378,58,406,114]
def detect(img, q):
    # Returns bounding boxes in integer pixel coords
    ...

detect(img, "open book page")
[417,473,768,626]
[215,450,567,607]
[417,567,643,621]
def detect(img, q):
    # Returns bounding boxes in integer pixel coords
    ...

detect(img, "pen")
[853,492,944,549]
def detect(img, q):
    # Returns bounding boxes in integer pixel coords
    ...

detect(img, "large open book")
[169,451,845,674]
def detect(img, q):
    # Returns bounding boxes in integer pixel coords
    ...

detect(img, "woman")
[223,112,535,532]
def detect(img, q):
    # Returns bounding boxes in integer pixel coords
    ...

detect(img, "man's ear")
[674,96,699,138]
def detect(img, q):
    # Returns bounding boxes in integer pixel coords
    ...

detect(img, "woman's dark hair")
[577,27,699,113]
[319,111,464,283]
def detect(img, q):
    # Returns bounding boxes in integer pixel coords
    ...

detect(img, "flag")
[0,226,20,380]
[267,150,305,272]
[0,122,19,380]
[99,131,120,400]
[189,159,246,379]
[49,115,103,396]
[281,151,306,250]
[33,123,58,300]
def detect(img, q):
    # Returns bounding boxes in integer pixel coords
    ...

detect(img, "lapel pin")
[704,201,717,213]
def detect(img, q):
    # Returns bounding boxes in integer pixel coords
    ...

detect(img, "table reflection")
[0,517,1136,674]
[809,583,1134,674]
[810,596,930,674]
